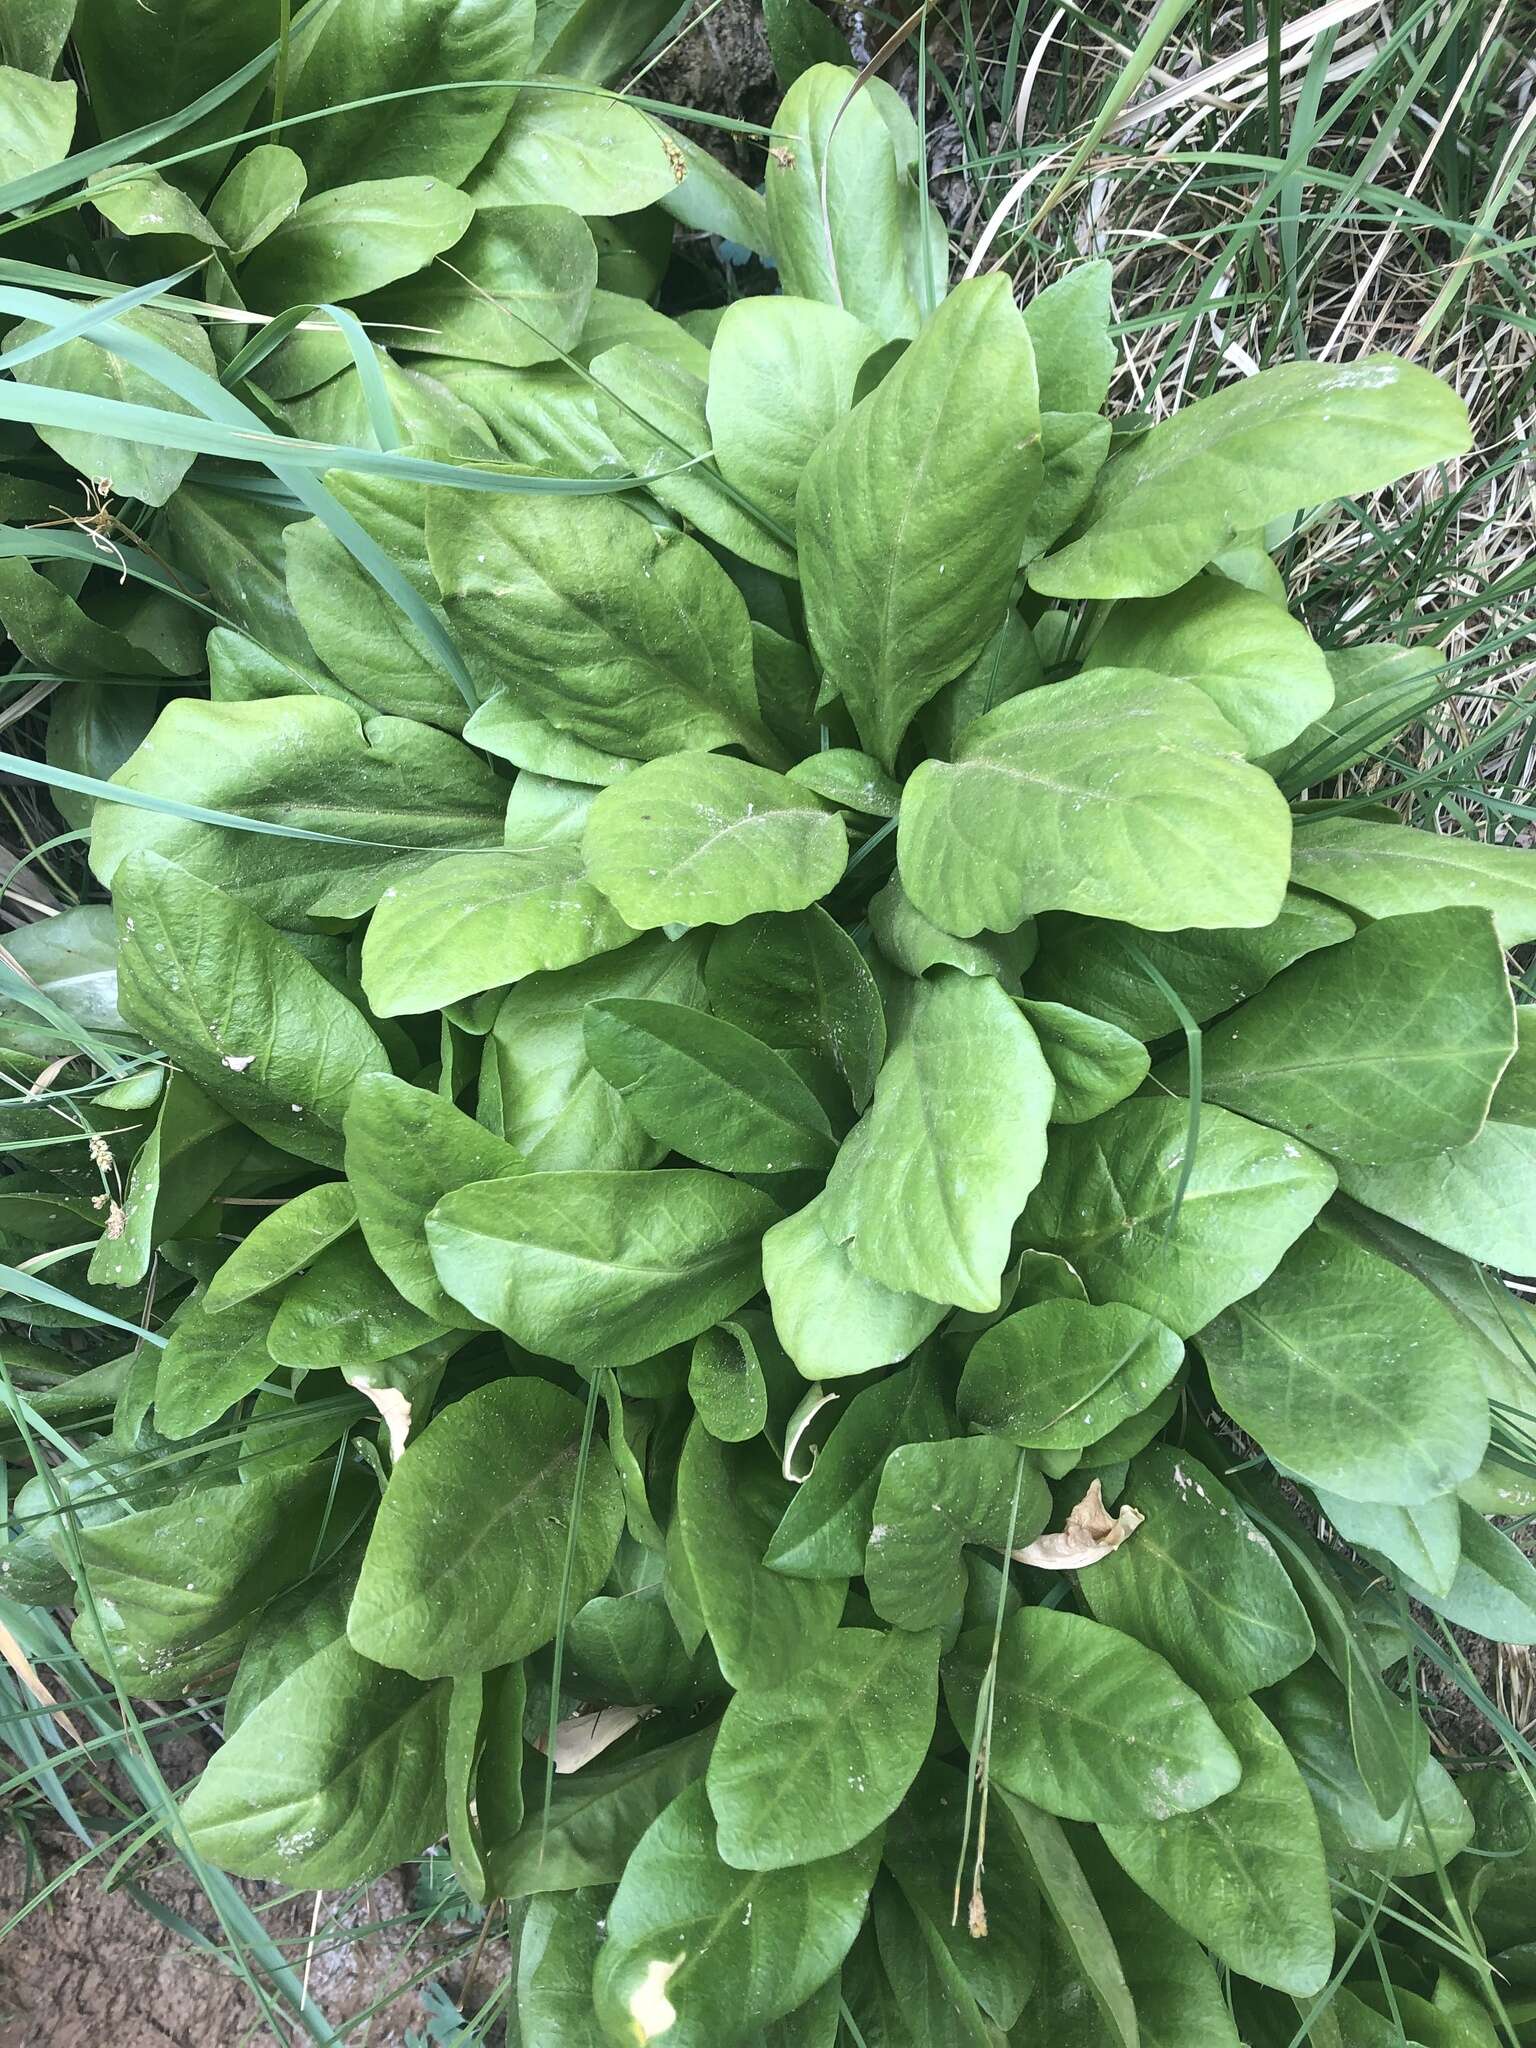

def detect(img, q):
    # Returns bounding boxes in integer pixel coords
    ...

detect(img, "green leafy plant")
[3,3,1535,2043]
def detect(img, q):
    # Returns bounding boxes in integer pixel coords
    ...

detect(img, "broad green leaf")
[423,354,602,465]
[1328,1199,1536,1439]
[1336,1113,1536,1274]
[567,1554,696,1703]
[154,1294,280,1440]
[657,125,774,258]
[496,1726,714,1898]
[1069,1387,1181,1475]
[282,0,532,189]
[371,203,596,369]
[1080,1446,1315,1699]
[706,906,886,1109]
[1100,1697,1334,1995]
[1002,1795,1140,2048]
[589,216,680,300]
[1201,1220,1490,1504]
[73,1463,359,1685]
[89,1072,244,1290]
[470,79,681,213]
[764,64,944,341]
[8,306,218,507]
[206,144,307,258]
[1458,1772,1536,1951]
[575,287,712,373]
[1022,408,1114,563]
[865,1437,1049,1637]
[915,608,1044,762]
[461,689,636,784]
[958,1300,1183,1452]
[946,1607,1240,1825]
[1162,907,1514,1165]
[349,1376,623,1677]
[203,1182,358,1312]
[1431,1980,1502,2048]
[445,1661,526,1904]
[869,878,1038,986]
[71,0,278,178]
[427,488,769,761]
[1493,1002,1536,1121]
[238,176,475,306]
[870,1879,1005,2047]
[707,1625,939,1868]
[89,162,222,242]
[1018,1000,1151,1124]
[1263,1665,1472,1877]
[788,750,902,818]
[1263,641,1445,787]
[763,0,852,87]
[0,3,74,79]
[360,830,636,1016]
[1023,1096,1336,1337]
[899,669,1291,937]
[676,1426,845,1691]
[761,1193,946,1382]
[883,1761,1040,2027]
[480,931,710,1170]
[164,488,321,665]
[265,1233,448,1368]
[113,853,390,1168]
[746,622,821,762]
[46,685,163,830]
[90,695,506,926]
[533,0,680,79]
[282,473,473,733]
[344,1072,526,1326]
[1030,356,1472,599]
[1094,575,1334,756]
[707,296,881,532]
[223,1554,357,1736]
[426,1168,779,1369]
[0,902,125,1037]
[821,971,1054,1312]
[1031,1833,1240,2048]
[1022,261,1115,414]
[1250,1513,1426,1823]
[517,1887,611,2046]
[1022,889,1356,1039]
[592,1781,878,2048]
[592,344,796,575]
[765,1354,947,1578]
[183,1634,448,1883]
[1310,1486,1462,1602]
[583,997,836,1173]
[689,1323,769,1444]
[796,277,1041,768]
[1398,1502,1536,1643]
[1290,816,1536,945]
[583,753,847,930]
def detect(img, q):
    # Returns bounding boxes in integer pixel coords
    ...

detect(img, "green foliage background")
[1,1,1534,2042]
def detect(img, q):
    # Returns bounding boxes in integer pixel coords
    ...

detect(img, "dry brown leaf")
[1014,1478,1144,1571]
[0,1616,85,1746]
[535,1705,645,1775]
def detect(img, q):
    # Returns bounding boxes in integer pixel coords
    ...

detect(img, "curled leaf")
[1015,1481,1144,1572]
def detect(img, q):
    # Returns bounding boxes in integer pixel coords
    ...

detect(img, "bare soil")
[0,1838,474,2048]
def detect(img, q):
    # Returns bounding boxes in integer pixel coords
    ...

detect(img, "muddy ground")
[0,1840,461,2048]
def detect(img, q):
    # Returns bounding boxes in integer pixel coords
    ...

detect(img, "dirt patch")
[0,1820,500,2048]
[638,0,778,168]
